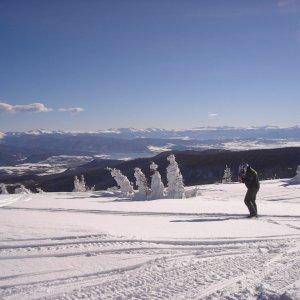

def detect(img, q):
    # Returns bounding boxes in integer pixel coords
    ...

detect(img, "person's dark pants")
[244,188,259,216]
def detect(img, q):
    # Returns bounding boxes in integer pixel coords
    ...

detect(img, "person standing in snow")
[238,163,260,218]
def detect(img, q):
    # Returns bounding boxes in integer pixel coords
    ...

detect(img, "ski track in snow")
[0,195,30,207]
[0,235,298,300]
[0,181,299,299]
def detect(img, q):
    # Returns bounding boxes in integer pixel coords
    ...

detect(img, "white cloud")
[0,102,52,113]
[0,103,12,112]
[208,113,218,118]
[58,107,84,114]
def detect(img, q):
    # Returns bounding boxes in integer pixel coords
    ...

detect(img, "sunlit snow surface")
[0,180,299,299]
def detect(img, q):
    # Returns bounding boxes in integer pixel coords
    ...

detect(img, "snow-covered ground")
[0,155,93,177]
[222,139,300,150]
[0,180,299,299]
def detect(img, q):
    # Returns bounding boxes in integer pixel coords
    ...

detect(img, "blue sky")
[0,0,299,131]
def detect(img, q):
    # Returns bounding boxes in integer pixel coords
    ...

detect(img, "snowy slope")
[0,180,299,299]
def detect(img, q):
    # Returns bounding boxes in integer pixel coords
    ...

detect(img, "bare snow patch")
[148,143,174,153]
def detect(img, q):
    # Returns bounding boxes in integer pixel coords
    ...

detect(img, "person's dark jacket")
[242,166,260,190]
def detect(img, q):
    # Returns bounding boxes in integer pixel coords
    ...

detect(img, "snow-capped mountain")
[4,125,300,139]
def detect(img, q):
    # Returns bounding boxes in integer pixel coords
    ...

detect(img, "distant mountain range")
[0,126,299,167]
[1,125,300,140]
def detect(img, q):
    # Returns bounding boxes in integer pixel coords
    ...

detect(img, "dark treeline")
[7,147,297,192]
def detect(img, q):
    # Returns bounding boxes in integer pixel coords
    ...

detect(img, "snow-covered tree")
[166,154,185,199]
[108,168,134,196]
[149,162,165,199]
[290,165,300,184]
[185,187,201,198]
[87,185,95,192]
[0,183,9,194]
[73,175,87,192]
[222,165,232,183]
[36,187,44,193]
[134,168,149,199]
[80,175,87,192]
[15,185,32,194]
[73,176,81,192]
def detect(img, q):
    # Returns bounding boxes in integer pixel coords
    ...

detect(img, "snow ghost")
[134,167,149,199]
[73,175,87,192]
[80,175,87,192]
[73,176,81,192]
[0,183,9,194]
[222,165,232,183]
[166,154,185,199]
[149,162,165,199]
[36,187,44,193]
[15,185,32,194]
[108,168,134,196]
[290,165,300,184]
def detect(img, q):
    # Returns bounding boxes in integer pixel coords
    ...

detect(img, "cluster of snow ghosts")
[222,165,232,183]
[15,185,32,194]
[108,154,186,200]
[0,183,40,195]
[73,175,94,192]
